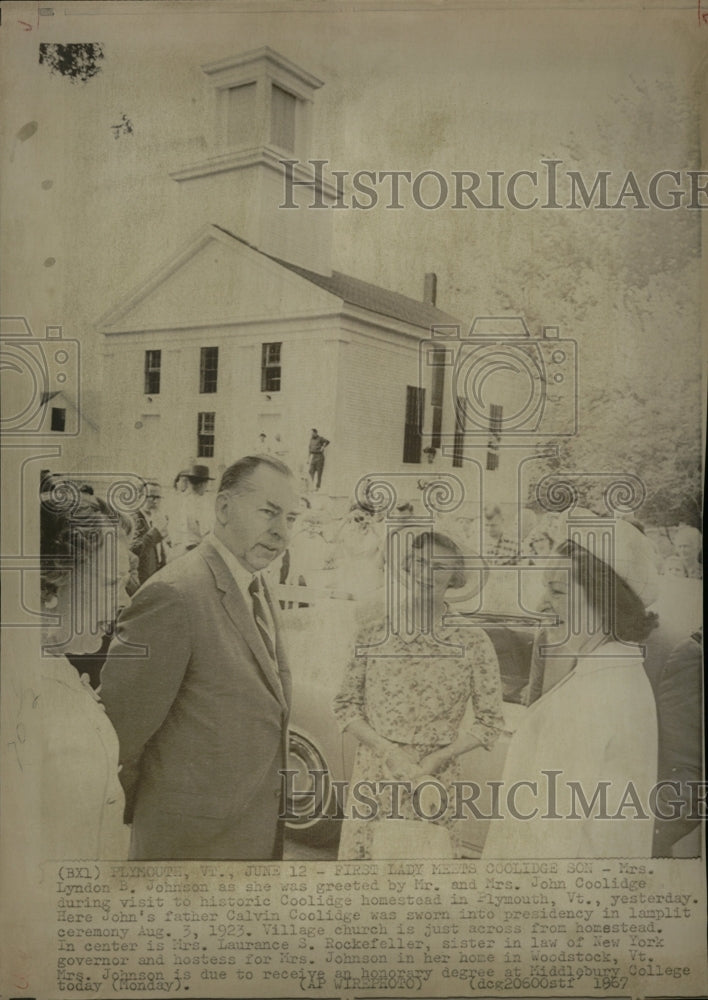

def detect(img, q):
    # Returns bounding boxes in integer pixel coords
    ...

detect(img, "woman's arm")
[418,629,506,777]
[342,716,418,781]
[465,629,506,748]
[417,732,486,777]
[332,629,419,782]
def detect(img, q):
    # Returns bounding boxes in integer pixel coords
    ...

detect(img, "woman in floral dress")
[333,529,504,859]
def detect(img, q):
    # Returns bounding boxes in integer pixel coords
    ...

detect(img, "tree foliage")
[480,74,703,529]
[39,44,104,84]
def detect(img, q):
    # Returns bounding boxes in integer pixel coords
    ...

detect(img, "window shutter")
[403,385,425,464]
[452,395,466,468]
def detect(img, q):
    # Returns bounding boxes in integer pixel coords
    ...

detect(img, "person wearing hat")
[333,527,504,859]
[101,455,300,860]
[483,516,660,858]
[185,463,213,495]
[167,463,214,560]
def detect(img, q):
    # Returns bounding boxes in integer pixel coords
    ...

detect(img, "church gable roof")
[98,223,460,336]
[214,225,460,331]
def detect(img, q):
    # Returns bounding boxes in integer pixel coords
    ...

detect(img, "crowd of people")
[26,458,703,863]
[88,463,701,619]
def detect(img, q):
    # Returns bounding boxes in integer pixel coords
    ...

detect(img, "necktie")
[249,575,277,663]
[148,515,165,565]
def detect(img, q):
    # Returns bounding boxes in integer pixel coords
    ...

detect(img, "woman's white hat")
[551,511,660,608]
[601,517,660,607]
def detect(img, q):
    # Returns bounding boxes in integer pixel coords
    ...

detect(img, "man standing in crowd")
[128,480,169,591]
[101,456,300,860]
[168,463,214,558]
[308,428,329,491]
[673,524,702,579]
[484,503,519,564]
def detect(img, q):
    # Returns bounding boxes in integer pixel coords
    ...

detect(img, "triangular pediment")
[98,225,343,334]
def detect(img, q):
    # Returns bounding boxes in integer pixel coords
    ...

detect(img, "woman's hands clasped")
[383,744,420,782]
[417,746,455,777]
[383,743,456,783]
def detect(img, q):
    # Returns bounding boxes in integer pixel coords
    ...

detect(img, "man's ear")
[214,491,229,526]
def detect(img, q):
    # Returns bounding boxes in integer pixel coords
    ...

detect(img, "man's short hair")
[218,455,293,494]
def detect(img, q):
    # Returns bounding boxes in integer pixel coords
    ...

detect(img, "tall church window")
[200,347,219,393]
[144,350,161,394]
[197,412,215,458]
[50,407,66,432]
[261,342,282,392]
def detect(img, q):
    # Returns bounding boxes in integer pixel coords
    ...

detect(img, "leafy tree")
[476,74,703,530]
[39,43,104,84]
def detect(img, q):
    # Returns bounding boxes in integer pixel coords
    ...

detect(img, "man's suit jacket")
[100,540,291,860]
[130,510,167,587]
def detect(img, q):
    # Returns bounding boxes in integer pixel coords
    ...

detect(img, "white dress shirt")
[209,533,278,656]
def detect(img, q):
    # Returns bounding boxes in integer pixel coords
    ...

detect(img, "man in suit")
[100,455,299,860]
[128,481,168,592]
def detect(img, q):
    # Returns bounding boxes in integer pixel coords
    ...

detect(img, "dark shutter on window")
[452,395,466,468]
[487,403,503,471]
[430,347,445,449]
[403,385,425,464]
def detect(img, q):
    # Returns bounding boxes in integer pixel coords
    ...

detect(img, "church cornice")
[169,144,338,198]
[201,46,324,97]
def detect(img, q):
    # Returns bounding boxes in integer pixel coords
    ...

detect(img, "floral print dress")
[333,620,504,859]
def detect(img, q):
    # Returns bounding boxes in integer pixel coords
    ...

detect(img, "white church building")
[96,46,470,499]
[98,222,464,499]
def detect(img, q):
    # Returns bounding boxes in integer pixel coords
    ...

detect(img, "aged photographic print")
[1,1,705,997]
